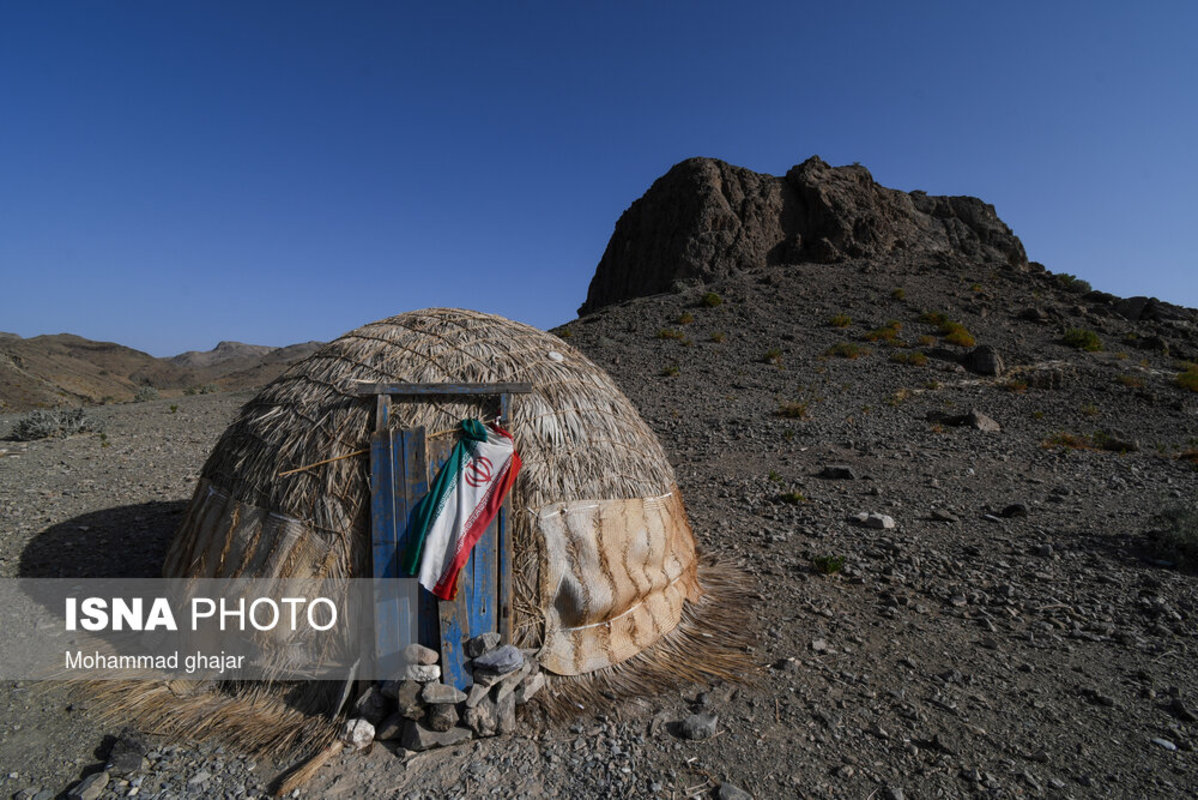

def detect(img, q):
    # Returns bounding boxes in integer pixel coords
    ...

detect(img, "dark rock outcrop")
[579,156,1028,314]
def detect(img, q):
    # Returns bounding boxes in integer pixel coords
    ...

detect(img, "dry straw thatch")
[119,309,749,755]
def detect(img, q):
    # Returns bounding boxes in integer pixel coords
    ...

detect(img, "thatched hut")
[119,308,745,752]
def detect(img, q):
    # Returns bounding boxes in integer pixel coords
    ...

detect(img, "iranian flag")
[399,419,521,600]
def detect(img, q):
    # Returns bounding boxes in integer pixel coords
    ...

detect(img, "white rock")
[865,513,895,529]
[402,664,441,682]
[340,718,376,751]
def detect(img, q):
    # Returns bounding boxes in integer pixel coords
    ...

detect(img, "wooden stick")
[274,740,343,797]
[277,449,369,477]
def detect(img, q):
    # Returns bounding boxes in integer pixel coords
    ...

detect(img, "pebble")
[853,512,895,529]
[819,465,857,480]
[1151,737,1178,751]
[1001,503,1029,518]
[464,697,500,737]
[403,643,440,666]
[718,783,754,800]
[375,712,405,741]
[340,718,376,751]
[400,722,473,752]
[66,771,108,800]
[426,702,459,732]
[402,664,442,682]
[1168,697,1198,722]
[392,679,427,719]
[515,671,546,704]
[472,644,524,675]
[421,682,468,705]
[465,632,502,658]
[678,713,718,740]
[965,410,1001,433]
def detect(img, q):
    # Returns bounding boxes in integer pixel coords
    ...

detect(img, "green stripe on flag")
[398,420,489,576]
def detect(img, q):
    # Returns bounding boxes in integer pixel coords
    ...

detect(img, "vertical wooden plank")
[497,393,514,642]
[438,598,469,690]
[427,432,470,688]
[466,525,497,636]
[394,427,438,653]
[388,429,420,672]
[371,397,403,678]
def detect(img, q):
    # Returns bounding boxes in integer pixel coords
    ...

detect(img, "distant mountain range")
[0,333,323,411]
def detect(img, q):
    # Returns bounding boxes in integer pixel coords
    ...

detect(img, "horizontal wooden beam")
[356,382,533,397]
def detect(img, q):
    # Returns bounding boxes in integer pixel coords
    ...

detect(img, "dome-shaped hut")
[162,309,742,703]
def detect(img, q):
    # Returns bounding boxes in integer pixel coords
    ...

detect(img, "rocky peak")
[579,156,1028,314]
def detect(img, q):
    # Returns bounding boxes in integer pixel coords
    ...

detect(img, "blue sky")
[1,1,1195,356]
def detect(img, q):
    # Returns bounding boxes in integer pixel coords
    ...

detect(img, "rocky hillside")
[0,333,322,411]
[581,156,1029,314]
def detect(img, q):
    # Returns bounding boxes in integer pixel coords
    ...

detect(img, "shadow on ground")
[19,501,186,578]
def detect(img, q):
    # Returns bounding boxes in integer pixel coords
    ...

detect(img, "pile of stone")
[343,635,545,753]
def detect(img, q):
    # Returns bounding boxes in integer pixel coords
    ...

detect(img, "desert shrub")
[1004,378,1029,393]
[1116,374,1144,388]
[917,334,937,347]
[677,312,695,325]
[10,408,104,441]
[934,318,972,347]
[865,320,903,344]
[890,351,927,367]
[777,401,809,419]
[885,388,911,406]
[1063,328,1103,352]
[828,314,852,328]
[760,347,783,365]
[556,328,573,339]
[1177,365,1198,393]
[699,291,723,308]
[1147,503,1198,568]
[1043,432,1090,450]
[944,325,972,347]
[709,331,727,343]
[657,329,685,341]
[891,288,906,301]
[660,365,680,377]
[1055,273,1092,293]
[776,490,808,505]
[920,311,975,347]
[826,342,867,359]
[969,283,983,292]
[133,386,159,402]
[811,554,845,575]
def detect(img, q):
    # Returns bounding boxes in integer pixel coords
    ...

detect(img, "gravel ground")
[1,258,1197,799]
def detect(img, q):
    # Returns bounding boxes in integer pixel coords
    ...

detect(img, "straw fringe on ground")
[77,680,337,759]
[531,559,759,722]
